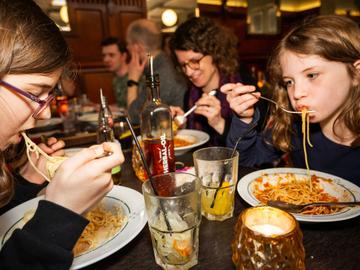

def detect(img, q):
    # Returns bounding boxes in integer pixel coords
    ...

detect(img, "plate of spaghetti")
[0,186,147,269]
[174,129,210,156]
[237,168,360,222]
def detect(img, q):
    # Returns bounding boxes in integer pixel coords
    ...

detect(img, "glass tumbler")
[193,147,239,221]
[142,172,201,270]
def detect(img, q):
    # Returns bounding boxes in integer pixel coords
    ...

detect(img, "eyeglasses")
[180,55,206,71]
[0,79,59,119]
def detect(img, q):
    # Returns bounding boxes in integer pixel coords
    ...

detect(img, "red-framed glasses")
[0,79,59,119]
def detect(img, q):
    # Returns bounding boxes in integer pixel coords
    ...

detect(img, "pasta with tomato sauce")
[253,173,341,215]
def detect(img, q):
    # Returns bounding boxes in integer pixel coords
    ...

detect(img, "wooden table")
[85,150,360,270]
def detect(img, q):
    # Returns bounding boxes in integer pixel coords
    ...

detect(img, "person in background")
[221,15,360,185]
[0,0,124,268]
[126,19,187,124]
[170,17,242,146]
[101,37,129,108]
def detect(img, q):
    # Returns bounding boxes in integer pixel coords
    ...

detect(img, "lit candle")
[250,224,286,237]
[232,206,305,269]
[243,206,295,237]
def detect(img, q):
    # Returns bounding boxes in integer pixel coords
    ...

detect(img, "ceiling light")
[60,5,69,24]
[161,9,178,27]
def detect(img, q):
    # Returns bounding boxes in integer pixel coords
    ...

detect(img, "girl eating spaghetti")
[221,15,360,185]
[0,0,124,268]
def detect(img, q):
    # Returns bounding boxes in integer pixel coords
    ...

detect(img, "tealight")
[232,206,305,270]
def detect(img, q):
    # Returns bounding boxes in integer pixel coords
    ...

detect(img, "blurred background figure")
[101,37,129,109]
[170,17,242,146]
[126,18,187,124]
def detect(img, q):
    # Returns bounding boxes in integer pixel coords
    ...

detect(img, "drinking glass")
[142,172,201,270]
[193,147,239,221]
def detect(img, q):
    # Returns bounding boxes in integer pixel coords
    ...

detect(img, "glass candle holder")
[232,206,305,270]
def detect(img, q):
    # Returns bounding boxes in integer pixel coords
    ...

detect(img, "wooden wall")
[62,1,322,102]
[64,0,147,104]
[198,4,320,72]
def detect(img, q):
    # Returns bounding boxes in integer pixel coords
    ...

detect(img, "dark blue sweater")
[227,114,360,186]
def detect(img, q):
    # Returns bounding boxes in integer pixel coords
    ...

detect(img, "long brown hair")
[170,17,239,76]
[267,15,360,152]
[0,0,71,207]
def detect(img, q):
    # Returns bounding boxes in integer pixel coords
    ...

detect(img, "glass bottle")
[140,73,175,176]
[97,89,121,184]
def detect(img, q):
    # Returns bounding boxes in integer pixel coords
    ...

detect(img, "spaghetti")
[253,173,340,215]
[21,132,67,182]
[301,108,313,176]
[73,204,126,256]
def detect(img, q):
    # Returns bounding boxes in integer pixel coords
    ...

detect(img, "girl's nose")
[293,83,308,100]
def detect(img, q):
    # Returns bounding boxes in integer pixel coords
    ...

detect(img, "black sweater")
[0,174,88,270]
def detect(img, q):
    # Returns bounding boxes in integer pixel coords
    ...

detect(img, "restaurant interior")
[1,1,359,270]
[35,0,360,104]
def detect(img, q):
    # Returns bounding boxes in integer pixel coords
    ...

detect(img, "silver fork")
[252,93,315,114]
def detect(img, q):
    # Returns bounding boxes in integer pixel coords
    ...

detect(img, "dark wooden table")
[85,150,360,270]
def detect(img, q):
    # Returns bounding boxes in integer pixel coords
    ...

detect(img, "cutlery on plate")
[268,200,360,213]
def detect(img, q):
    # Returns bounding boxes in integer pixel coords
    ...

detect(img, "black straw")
[125,117,172,230]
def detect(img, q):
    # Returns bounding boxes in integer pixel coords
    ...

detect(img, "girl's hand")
[20,137,65,184]
[220,83,259,124]
[195,93,225,134]
[45,142,124,215]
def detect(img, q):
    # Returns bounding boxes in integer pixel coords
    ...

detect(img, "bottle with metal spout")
[97,89,121,184]
[140,54,175,176]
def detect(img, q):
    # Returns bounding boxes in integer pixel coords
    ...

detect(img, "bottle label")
[143,136,175,176]
[160,133,169,173]
[112,165,121,174]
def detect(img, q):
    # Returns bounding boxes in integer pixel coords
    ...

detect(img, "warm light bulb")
[60,5,69,24]
[161,9,178,27]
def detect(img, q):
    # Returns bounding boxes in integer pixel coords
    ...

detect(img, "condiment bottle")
[97,89,121,184]
[139,55,175,176]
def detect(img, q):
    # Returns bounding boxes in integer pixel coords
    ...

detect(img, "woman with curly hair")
[221,15,360,185]
[170,17,242,146]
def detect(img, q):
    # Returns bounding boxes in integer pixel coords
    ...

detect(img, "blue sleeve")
[226,110,283,167]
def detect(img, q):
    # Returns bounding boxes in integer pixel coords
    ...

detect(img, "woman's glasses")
[0,79,60,119]
[180,55,206,71]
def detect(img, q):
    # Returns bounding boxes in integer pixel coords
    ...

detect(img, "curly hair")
[0,0,71,207]
[170,17,239,76]
[267,15,360,152]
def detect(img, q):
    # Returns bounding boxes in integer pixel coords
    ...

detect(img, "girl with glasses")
[0,0,124,268]
[170,17,243,146]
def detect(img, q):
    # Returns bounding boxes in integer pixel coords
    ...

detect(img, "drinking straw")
[125,117,172,230]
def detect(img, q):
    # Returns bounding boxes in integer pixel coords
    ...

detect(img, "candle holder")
[232,206,305,270]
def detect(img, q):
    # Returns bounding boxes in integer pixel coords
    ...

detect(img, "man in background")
[101,37,129,108]
[125,19,187,124]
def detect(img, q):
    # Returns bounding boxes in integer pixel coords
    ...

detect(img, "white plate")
[174,129,210,156]
[0,186,147,269]
[35,117,63,128]
[77,113,98,123]
[237,168,360,223]
[78,112,125,123]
